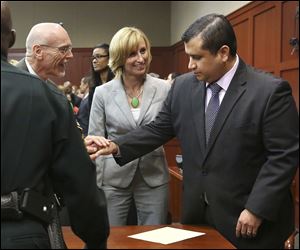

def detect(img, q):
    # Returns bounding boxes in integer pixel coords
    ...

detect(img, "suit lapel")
[191,77,207,155]
[112,79,137,129]
[16,58,29,72]
[137,78,156,125]
[203,60,248,162]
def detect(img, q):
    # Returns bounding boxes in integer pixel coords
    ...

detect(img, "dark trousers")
[1,218,50,249]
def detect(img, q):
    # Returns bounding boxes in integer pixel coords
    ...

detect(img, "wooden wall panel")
[177,48,189,74]
[7,48,25,62]
[281,1,299,63]
[150,47,173,79]
[163,138,182,167]
[172,42,189,74]
[232,18,252,65]
[81,53,94,80]
[253,5,277,71]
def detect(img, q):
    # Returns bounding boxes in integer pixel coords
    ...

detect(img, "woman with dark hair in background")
[89,43,115,109]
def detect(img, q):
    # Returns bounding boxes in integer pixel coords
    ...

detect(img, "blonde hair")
[109,27,152,78]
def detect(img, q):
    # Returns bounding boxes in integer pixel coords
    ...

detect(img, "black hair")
[89,43,114,108]
[91,43,112,87]
[181,14,237,56]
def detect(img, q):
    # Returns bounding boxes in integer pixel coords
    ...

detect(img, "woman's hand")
[84,135,111,160]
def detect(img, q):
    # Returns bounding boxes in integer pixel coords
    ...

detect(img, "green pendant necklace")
[125,87,143,108]
[122,76,144,108]
[131,97,140,108]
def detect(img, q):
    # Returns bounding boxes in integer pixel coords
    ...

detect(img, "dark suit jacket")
[16,58,57,87]
[77,95,90,137]
[113,59,299,248]
[2,58,109,248]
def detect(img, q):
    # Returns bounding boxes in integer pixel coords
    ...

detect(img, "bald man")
[16,22,73,82]
[13,18,103,159]
[1,2,109,249]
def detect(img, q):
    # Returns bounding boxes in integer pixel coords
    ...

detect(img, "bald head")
[24,22,73,80]
[26,23,70,56]
[1,1,15,57]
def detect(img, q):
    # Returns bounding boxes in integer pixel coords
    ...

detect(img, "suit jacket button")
[202,170,208,176]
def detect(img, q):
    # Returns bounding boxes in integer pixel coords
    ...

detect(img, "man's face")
[79,80,89,93]
[184,35,225,83]
[40,32,73,78]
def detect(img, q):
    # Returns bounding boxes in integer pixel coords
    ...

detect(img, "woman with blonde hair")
[88,27,170,226]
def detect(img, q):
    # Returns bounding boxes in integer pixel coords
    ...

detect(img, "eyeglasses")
[39,44,72,55]
[91,54,109,61]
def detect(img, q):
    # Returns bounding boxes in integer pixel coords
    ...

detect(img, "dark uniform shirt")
[1,58,109,248]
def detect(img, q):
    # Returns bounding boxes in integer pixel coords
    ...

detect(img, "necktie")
[205,83,222,144]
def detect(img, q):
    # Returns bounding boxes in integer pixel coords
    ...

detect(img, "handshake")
[84,135,119,160]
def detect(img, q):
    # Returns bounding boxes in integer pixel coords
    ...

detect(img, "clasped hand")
[84,135,117,160]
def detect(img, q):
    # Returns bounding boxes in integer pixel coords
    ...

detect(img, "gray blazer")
[89,74,171,188]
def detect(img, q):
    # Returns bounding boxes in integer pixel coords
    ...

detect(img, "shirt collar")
[25,58,48,81]
[206,54,239,91]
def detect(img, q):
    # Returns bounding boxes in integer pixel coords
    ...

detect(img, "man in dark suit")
[77,76,92,137]
[95,14,299,248]
[1,1,109,248]
[15,22,81,226]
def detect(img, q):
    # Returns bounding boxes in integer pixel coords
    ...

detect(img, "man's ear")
[32,44,44,59]
[218,45,230,62]
[8,29,16,48]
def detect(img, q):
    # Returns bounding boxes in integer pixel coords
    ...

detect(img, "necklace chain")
[125,87,143,99]
[121,76,144,108]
